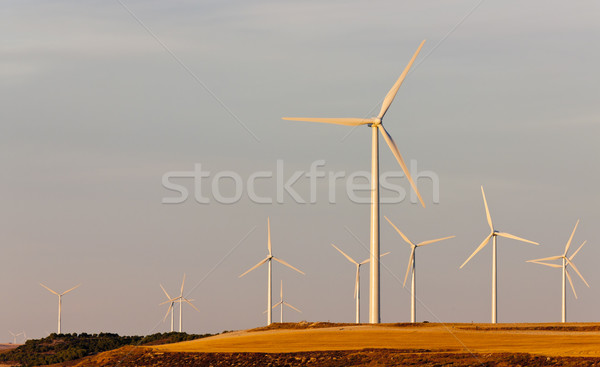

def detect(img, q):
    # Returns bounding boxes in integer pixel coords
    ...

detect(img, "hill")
[63,322,600,366]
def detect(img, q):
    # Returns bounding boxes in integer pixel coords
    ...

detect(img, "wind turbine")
[8,331,22,344]
[268,280,302,323]
[283,40,427,323]
[527,220,590,322]
[331,244,390,323]
[40,283,80,334]
[239,217,305,325]
[385,216,454,323]
[460,186,538,323]
[159,284,175,332]
[159,274,199,332]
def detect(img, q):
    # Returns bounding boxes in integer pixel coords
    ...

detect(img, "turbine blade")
[378,124,425,207]
[569,240,587,261]
[460,233,493,269]
[331,244,358,265]
[183,298,200,312]
[564,220,580,256]
[497,232,538,245]
[565,258,590,288]
[481,186,494,232]
[284,302,302,313]
[159,284,172,300]
[239,257,269,278]
[267,217,272,257]
[527,255,563,263]
[359,251,389,265]
[528,260,562,268]
[417,235,455,247]
[61,284,81,296]
[282,117,373,126]
[271,301,283,310]
[377,40,426,119]
[180,274,186,297]
[159,297,180,306]
[280,280,283,299]
[162,303,173,322]
[40,283,59,295]
[272,257,305,275]
[403,247,415,288]
[384,216,414,246]
[565,270,578,299]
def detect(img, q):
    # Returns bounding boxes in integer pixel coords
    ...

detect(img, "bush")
[0,331,213,367]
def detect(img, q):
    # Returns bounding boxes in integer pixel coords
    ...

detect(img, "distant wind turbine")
[8,331,22,344]
[159,274,199,332]
[385,216,454,323]
[267,280,302,323]
[40,283,80,334]
[283,40,427,323]
[239,217,304,325]
[527,220,590,322]
[159,284,176,332]
[460,186,538,323]
[331,244,390,323]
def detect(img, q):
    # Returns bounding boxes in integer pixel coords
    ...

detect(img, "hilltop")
[47,322,600,366]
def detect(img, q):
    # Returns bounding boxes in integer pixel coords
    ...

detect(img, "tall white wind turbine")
[527,220,590,322]
[40,283,80,334]
[159,284,175,332]
[159,274,199,332]
[269,280,302,323]
[331,244,390,323]
[385,216,454,323]
[283,40,427,323]
[460,186,538,323]
[239,217,305,325]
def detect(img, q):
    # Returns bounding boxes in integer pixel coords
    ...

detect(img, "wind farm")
[2,2,600,366]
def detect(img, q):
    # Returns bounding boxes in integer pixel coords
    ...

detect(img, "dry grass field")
[152,322,600,357]
[63,323,600,366]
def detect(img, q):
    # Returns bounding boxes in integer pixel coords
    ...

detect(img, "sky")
[1,0,599,340]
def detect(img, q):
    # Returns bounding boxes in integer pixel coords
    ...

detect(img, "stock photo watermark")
[161,160,439,205]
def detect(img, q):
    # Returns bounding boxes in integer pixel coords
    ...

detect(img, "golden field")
[152,322,600,357]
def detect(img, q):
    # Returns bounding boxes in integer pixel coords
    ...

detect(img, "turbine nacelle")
[368,118,382,127]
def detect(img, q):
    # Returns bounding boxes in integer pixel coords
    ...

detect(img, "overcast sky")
[1,0,599,340]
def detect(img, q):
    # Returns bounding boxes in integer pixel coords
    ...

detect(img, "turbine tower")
[460,186,538,323]
[159,284,175,332]
[385,216,454,323]
[239,217,304,325]
[268,280,302,323]
[159,274,199,332]
[331,244,390,323]
[283,40,427,323]
[40,283,80,334]
[527,220,590,322]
